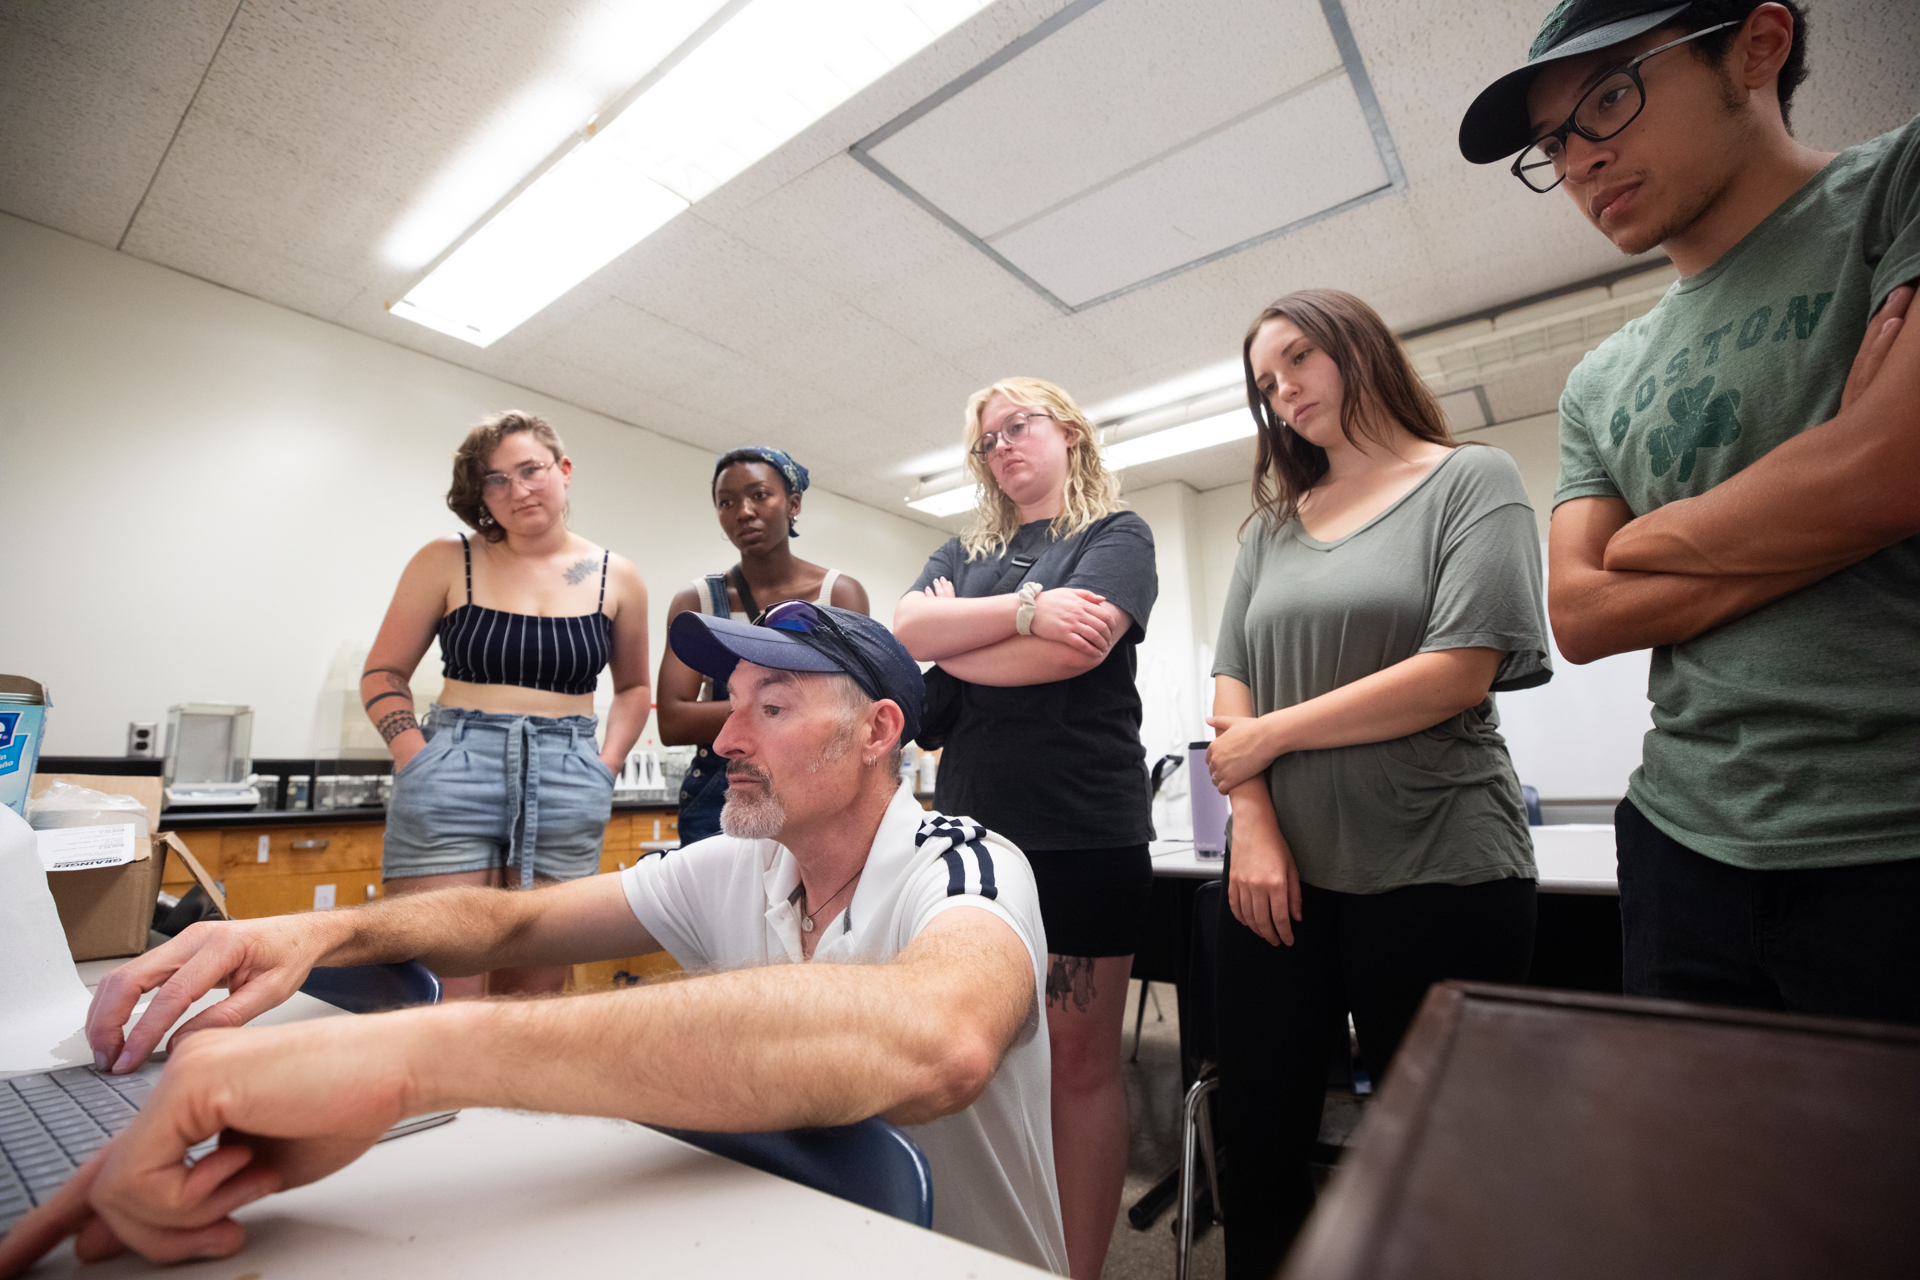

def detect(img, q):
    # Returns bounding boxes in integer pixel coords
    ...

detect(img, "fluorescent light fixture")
[392,0,991,347]
[1081,358,1245,423]
[1103,410,1255,470]
[907,484,982,517]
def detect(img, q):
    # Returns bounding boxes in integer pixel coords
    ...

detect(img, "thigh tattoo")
[1046,954,1099,1013]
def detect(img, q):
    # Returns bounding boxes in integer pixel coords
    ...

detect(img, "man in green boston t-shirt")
[1460,0,1920,1022]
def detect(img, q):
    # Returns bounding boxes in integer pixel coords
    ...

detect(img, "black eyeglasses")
[971,410,1054,459]
[1513,21,1738,193]
[755,600,888,702]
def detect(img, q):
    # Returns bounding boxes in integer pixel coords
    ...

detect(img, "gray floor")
[1100,981,1368,1280]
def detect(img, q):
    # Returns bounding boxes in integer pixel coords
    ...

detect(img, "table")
[1127,829,1627,1230]
[1148,824,1620,893]
[1146,826,1624,1000]
[26,962,1048,1279]
[31,1109,1041,1279]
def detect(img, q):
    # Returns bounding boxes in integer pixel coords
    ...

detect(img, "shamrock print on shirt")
[1647,375,1743,481]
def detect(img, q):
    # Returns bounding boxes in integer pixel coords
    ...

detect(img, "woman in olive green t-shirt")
[1204,289,1551,1279]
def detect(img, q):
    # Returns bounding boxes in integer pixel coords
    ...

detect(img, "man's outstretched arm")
[442,904,1034,1131]
[1549,496,1841,664]
[1605,283,1920,575]
[89,875,654,1072]
[1,907,1032,1271]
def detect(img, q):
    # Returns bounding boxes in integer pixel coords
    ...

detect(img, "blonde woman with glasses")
[361,411,651,999]
[894,378,1157,1280]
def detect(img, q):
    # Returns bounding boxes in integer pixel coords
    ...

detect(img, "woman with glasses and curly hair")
[1206,291,1550,1277]
[361,410,650,999]
[894,377,1157,1280]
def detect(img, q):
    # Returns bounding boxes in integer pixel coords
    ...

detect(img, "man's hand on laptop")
[88,915,344,1074]
[0,1015,412,1275]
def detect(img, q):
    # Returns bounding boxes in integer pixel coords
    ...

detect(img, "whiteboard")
[1497,544,1653,801]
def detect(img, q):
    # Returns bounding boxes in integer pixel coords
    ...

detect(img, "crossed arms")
[0,878,1033,1272]
[1551,283,1917,663]
[895,577,1132,685]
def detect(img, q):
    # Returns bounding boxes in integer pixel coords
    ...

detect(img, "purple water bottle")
[1189,740,1229,855]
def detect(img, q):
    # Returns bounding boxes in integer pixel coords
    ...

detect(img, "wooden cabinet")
[572,808,683,991]
[227,868,384,919]
[162,810,683,989]
[218,824,385,880]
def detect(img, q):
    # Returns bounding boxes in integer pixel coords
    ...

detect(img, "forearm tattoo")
[563,555,597,585]
[376,707,420,746]
[363,667,414,719]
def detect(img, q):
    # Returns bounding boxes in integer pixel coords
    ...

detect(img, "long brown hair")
[1241,290,1454,533]
[958,377,1125,561]
[446,411,566,542]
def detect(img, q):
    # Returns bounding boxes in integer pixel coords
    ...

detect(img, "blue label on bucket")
[0,712,22,773]
[0,705,45,817]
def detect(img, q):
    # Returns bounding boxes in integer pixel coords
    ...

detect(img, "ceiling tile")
[0,0,235,247]
[4,0,1914,520]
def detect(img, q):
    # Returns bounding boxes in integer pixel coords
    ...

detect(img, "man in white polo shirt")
[0,603,1067,1276]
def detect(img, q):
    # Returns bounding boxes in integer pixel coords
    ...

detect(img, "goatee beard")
[721,763,785,840]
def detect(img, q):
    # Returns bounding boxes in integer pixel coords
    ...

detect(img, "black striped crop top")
[438,535,613,696]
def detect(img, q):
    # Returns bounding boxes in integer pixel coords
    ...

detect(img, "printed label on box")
[37,823,138,871]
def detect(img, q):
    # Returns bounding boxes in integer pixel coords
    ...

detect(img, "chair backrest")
[298,960,442,1014]
[1521,784,1543,827]
[1184,879,1223,1080]
[649,1116,934,1228]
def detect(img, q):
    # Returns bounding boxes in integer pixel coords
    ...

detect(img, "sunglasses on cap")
[754,600,889,704]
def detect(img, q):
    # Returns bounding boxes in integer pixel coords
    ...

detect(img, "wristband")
[1015,581,1043,636]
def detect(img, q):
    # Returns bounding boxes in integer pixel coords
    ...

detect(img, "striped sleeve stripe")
[966,838,998,900]
[936,840,999,901]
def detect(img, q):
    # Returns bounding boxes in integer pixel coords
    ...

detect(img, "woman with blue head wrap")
[655,446,872,845]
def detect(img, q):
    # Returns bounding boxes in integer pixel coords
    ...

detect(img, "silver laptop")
[0,1060,453,1235]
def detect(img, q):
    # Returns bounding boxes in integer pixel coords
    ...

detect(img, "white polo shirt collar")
[760,781,925,963]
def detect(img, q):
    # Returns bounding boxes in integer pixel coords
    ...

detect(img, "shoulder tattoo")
[564,556,597,585]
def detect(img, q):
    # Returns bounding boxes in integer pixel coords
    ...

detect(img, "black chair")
[1176,878,1224,1280]
[298,960,442,1013]
[1521,784,1544,826]
[649,1117,934,1228]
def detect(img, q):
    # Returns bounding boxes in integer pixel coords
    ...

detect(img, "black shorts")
[1024,844,1154,958]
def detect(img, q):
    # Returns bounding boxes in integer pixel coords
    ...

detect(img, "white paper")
[36,822,137,871]
[0,806,98,1072]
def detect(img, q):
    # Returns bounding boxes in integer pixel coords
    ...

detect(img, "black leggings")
[1215,873,1537,1280]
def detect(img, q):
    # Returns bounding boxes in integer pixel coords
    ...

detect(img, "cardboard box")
[31,773,168,961]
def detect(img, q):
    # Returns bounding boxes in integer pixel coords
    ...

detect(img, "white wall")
[1127,481,1211,756]
[0,214,946,757]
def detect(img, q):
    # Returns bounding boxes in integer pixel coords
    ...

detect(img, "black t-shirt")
[910,511,1158,852]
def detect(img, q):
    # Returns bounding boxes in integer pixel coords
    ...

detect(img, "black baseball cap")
[669,604,925,747]
[1459,0,1705,164]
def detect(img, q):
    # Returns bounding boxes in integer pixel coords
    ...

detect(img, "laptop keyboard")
[0,1065,162,1234]
[0,1064,458,1236]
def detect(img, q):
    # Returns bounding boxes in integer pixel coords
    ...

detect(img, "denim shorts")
[384,704,614,887]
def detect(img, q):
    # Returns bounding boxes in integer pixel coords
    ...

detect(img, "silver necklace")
[800,867,863,933]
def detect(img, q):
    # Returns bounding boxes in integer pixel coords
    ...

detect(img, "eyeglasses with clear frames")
[481,459,558,496]
[1512,21,1739,193]
[971,409,1055,459]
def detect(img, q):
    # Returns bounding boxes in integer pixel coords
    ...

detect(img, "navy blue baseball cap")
[669,603,925,747]
[1460,0,1706,164]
